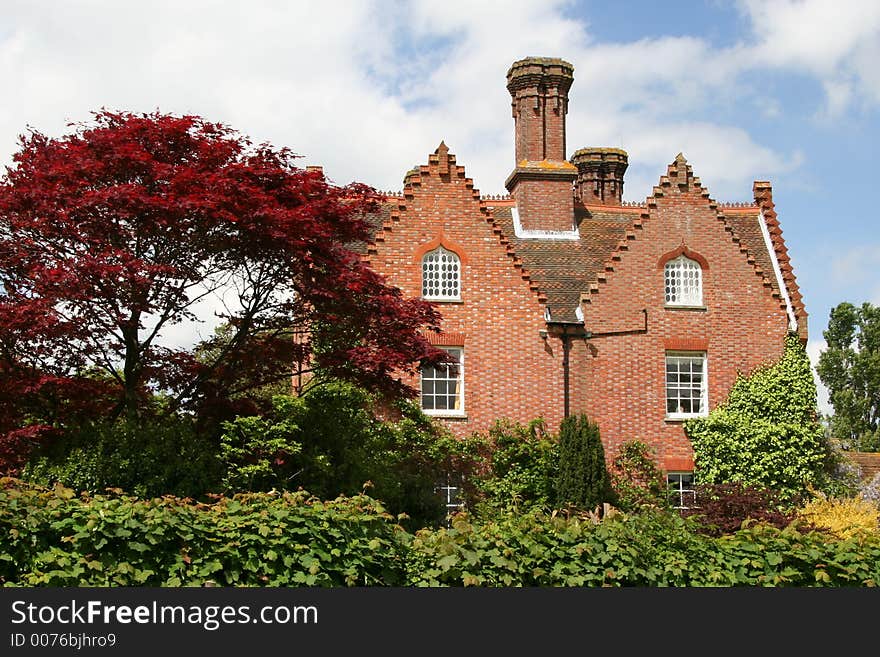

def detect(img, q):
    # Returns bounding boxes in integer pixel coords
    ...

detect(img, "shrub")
[798,495,880,539]
[0,478,407,587]
[467,419,558,515]
[609,440,667,512]
[554,414,615,511]
[406,508,705,587]
[23,416,222,499]
[814,441,862,499]
[686,334,826,500]
[219,382,479,529]
[679,483,797,537]
[220,395,304,492]
[406,506,880,586]
[6,478,880,587]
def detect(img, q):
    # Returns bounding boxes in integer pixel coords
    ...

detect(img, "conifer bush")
[554,414,615,510]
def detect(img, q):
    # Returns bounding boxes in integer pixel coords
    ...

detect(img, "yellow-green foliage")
[0,477,409,587]
[686,335,827,500]
[798,495,880,539]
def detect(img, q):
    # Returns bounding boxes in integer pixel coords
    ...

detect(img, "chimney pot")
[571,147,629,206]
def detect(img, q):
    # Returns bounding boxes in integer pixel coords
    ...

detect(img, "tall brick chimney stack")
[504,57,578,233]
[572,147,628,206]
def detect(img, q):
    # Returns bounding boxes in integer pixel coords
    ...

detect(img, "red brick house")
[360,56,807,487]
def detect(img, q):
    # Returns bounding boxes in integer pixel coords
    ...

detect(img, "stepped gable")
[362,142,548,304]
[491,153,794,324]
[576,154,790,316]
[359,150,800,332]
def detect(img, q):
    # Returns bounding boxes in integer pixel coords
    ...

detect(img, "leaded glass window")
[422,246,461,300]
[664,255,702,306]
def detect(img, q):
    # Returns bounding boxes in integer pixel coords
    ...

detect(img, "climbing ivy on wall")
[685,334,826,500]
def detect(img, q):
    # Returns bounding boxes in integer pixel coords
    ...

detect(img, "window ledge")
[423,299,464,304]
[664,305,707,311]
[425,412,468,420]
[665,415,706,423]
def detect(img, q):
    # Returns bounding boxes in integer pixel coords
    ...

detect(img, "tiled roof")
[846,451,880,482]
[491,204,633,321]
[349,202,392,255]
[357,143,549,306]
[725,211,775,288]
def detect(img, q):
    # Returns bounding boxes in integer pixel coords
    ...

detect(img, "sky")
[2,0,879,414]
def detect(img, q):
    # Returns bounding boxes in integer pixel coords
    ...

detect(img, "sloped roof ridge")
[370,194,757,209]
[581,155,787,311]
[364,143,548,305]
[753,181,808,335]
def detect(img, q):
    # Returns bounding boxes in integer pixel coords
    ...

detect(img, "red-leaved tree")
[0,110,446,472]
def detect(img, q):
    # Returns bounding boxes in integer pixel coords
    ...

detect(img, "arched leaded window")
[422,246,461,300]
[664,255,702,306]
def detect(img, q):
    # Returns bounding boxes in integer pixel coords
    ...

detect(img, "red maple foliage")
[0,110,446,472]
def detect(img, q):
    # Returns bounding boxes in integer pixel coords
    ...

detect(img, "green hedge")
[406,510,880,587]
[0,478,407,587]
[4,479,879,587]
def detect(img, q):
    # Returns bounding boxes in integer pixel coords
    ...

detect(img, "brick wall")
[507,57,573,163]
[366,144,566,437]
[366,58,798,476]
[575,157,791,470]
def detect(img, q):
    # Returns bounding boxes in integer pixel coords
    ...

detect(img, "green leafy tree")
[219,395,303,492]
[554,414,615,510]
[218,381,478,529]
[468,419,559,515]
[817,301,880,451]
[685,334,826,500]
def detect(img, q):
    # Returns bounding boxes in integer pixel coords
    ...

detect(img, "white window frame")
[665,352,708,419]
[421,347,465,417]
[667,472,696,509]
[434,473,465,527]
[664,255,703,306]
[421,246,461,301]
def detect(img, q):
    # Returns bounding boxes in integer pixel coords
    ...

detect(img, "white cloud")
[615,122,802,201]
[1,0,805,201]
[738,0,880,116]
[831,245,880,287]
[3,1,875,197]
[2,0,875,354]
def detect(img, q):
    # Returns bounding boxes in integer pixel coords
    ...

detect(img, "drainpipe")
[545,321,590,418]
[562,333,571,418]
[546,310,648,418]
